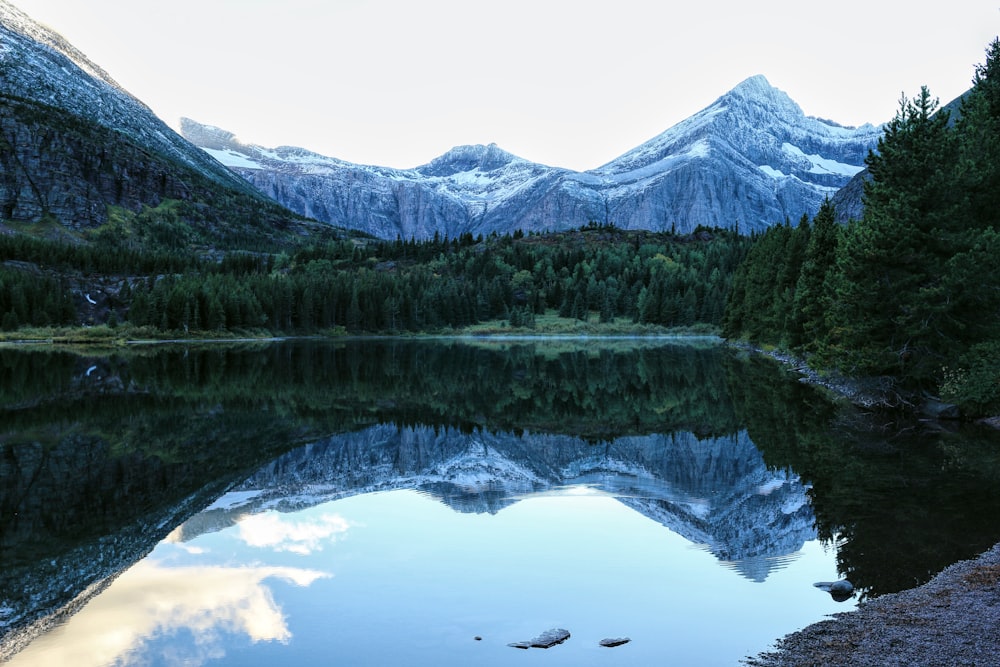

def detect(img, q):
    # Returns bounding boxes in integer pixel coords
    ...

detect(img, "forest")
[0,223,750,335]
[723,39,1000,416]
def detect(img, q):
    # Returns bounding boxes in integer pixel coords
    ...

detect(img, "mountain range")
[2,0,881,243]
[183,76,883,240]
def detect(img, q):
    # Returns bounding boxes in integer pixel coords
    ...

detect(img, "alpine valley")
[0,0,882,244]
[182,76,882,240]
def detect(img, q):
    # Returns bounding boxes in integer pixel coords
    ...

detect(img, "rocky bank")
[746,542,1000,666]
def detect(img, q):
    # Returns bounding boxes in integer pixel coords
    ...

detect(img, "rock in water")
[814,579,854,601]
[531,628,571,648]
[508,628,571,649]
[600,637,631,647]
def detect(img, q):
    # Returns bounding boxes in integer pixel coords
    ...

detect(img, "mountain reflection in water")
[3,424,840,667]
[3,338,1000,666]
[177,425,817,583]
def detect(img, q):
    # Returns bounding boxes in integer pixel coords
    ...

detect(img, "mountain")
[182,119,582,240]
[184,75,883,240]
[0,1,334,244]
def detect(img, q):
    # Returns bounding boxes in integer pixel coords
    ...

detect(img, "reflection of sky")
[7,562,329,667]
[11,490,852,667]
[235,511,351,555]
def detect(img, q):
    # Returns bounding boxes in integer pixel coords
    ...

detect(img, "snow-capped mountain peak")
[722,74,801,111]
[183,74,884,239]
[416,143,524,177]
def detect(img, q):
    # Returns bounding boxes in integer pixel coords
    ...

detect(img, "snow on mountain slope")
[183,118,584,238]
[0,0,252,192]
[184,76,882,240]
[590,75,880,232]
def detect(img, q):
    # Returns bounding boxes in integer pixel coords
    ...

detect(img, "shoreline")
[742,344,1000,664]
[745,542,1000,666]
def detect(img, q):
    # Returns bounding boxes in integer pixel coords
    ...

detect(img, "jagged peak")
[179,118,241,151]
[416,142,523,177]
[720,75,803,114]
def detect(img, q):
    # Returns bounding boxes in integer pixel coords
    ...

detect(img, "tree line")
[1,219,751,334]
[122,225,751,333]
[723,39,1000,415]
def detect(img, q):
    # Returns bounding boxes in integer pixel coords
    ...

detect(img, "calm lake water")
[2,338,999,666]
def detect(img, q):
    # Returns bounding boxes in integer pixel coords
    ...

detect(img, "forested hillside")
[1,224,750,335]
[724,39,1000,417]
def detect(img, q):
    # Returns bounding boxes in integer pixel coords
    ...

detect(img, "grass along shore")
[0,313,720,348]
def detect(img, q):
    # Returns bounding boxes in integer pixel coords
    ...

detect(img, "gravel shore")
[745,542,1000,666]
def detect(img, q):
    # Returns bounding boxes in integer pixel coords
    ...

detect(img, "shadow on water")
[2,338,1000,654]
[728,354,1000,599]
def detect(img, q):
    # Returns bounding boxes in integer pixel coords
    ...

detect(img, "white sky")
[9,0,1000,171]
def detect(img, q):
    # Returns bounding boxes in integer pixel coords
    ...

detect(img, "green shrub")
[940,340,1000,416]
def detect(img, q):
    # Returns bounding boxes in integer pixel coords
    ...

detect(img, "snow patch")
[204,490,263,512]
[782,496,808,514]
[598,139,712,185]
[687,139,711,159]
[758,165,787,179]
[782,143,864,177]
[203,147,263,170]
[757,478,787,495]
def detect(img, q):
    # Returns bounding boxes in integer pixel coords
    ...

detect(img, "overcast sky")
[10,0,1000,171]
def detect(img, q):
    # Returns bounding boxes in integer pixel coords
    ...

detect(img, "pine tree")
[956,38,1000,230]
[825,87,958,383]
[793,199,840,354]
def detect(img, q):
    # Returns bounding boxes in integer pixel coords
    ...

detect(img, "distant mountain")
[0,1,333,244]
[184,75,883,240]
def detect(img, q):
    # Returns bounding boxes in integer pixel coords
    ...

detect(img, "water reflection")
[182,425,817,583]
[7,481,843,667]
[7,562,328,667]
[230,511,352,555]
[2,338,1000,664]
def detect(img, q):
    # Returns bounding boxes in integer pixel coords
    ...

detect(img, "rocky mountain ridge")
[0,1,249,193]
[0,0,334,242]
[184,76,883,240]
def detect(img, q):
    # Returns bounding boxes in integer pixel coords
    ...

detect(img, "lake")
[2,338,999,665]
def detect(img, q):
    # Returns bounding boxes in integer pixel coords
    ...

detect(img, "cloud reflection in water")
[7,562,329,667]
[237,511,351,555]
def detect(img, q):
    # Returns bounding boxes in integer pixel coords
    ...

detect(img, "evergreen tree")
[824,87,958,383]
[956,38,1000,230]
[793,199,840,354]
